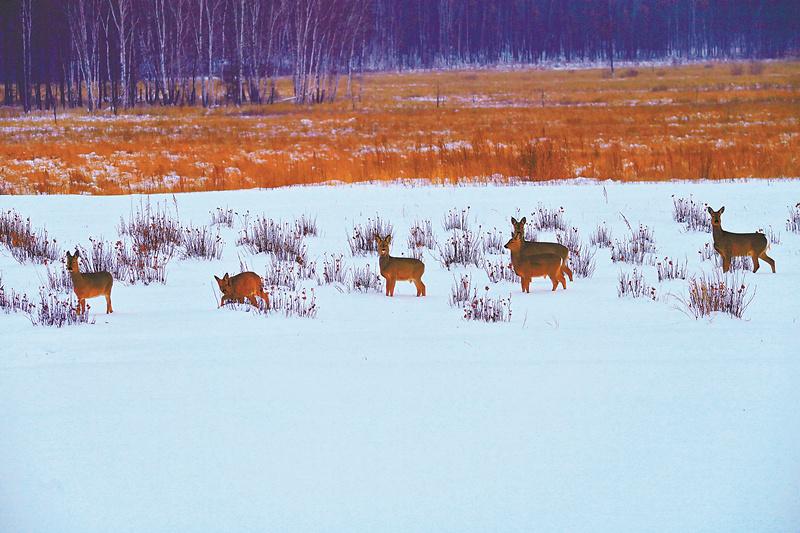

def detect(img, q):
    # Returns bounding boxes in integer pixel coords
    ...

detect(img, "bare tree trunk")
[20,0,33,113]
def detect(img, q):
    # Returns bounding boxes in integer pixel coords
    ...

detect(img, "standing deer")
[504,233,566,293]
[707,206,776,273]
[510,217,573,282]
[375,235,426,297]
[66,250,114,314]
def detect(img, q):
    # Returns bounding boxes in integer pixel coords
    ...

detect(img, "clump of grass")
[760,226,780,245]
[181,225,223,260]
[320,253,347,285]
[442,207,472,232]
[118,199,182,257]
[438,228,484,269]
[656,257,688,281]
[672,195,710,232]
[238,216,307,262]
[269,288,318,318]
[719,255,753,272]
[556,226,581,255]
[36,288,93,327]
[264,260,301,290]
[617,268,657,300]
[449,274,473,307]
[0,275,36,315]
[294,214,318,237]
[46,262,73,293]
[530,204,567,232]
[570,245,597,278]
[611,223,656,265]
[348,264,383,293]
[348,215,393,255]
[210,207,234,227]
[589,222,612,248]
[0,209,61,264]
[407,219,437,259]
[483,257,518,283]
[698,242,716,261]
[462,286,512,323]
[481,228,506,254]
[681,271,753,319]
[786,203,800,233]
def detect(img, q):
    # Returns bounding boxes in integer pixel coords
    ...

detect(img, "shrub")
[449,274,473,307]
[0,275,35,315]
[439,229,484,269]
[0,209,61,264]
[530,204,567,231]
[46,262,73,293]
[294,214,318,237]
[611,224,656,265]
[348,264,383,293]
[181,225,224,260]
[698,242,716,261]
[320,253,347,285]
[442,207,472,231]
[671,195,710,232]
[238,216,307,262]
[462,286,512,323]
[483,257,518,283]
[656,257,688,281]
[589,223,613,248]
[682,271,752,319]
[407,219,437,259]
[786,203,800,233]
[556,226,581,255]
[570,245,597,278]
[617,268,657,300]
[118,199,182,257]
[210,207,234,228]
[269,288,318,318]
[348,215,393,255]
[481,227,506,254]
[36,288,92,327]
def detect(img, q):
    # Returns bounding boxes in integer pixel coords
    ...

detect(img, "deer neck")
[711,224,726,242]
[69,268,85,286]
[379,254,391,270]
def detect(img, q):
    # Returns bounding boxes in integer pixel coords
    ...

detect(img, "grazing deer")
[66,250,113,314]
[375,235,426,297]
[707,206,776,273]
[215,272,270,308]
[505,233,566,293]
[510,216,574,281]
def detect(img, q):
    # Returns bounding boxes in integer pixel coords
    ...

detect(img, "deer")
[510,216,573,282]
[504,233,566,293]
[707,206,776,273]
[214,272,270,308]
[65,250,114,314]
[375,235,426,297]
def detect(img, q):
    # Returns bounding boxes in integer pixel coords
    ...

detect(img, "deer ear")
[511,217,518,225]
[223,273,230,280]
[707,206,714,215]
[74,250,80,258]
[214,275,221,282]
[386,235,392,244]
[719,206,725,214]
[520,217,526,225]
[66,251,72,259]
[374,235,380,243]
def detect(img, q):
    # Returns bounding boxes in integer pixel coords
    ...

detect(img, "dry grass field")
[1,61,798,194]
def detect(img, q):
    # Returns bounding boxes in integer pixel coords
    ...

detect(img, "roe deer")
[505,233,566,293]
[375,235,426,297]
[510,216,574,281]
[66,250,113,314]
[215,272,270,308]
[707,206,775,273]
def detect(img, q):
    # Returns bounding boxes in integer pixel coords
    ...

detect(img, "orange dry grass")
[0,61,798,194]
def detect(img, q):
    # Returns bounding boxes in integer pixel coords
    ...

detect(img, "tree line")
[1,0,798,112]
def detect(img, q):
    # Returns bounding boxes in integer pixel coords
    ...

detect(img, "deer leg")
[550,274,558,291]
[759,250,776,273]
[247,295,259,308]
[386,278,396,297]
[414,278,426,297]
[750,252,760,273]
[721,255,731,273]
[105,294,113,314]
[562,260,574,282]
[260,290,270,308]
[559,268,567,289]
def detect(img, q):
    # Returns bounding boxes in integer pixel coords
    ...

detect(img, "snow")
[1,179,799,532]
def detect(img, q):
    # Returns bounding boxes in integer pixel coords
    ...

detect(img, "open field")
[1,180,799,531]
[1,61,799,195]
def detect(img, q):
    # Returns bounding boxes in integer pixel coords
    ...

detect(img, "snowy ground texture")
[1,179,799,532]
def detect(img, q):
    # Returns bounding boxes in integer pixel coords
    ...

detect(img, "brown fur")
[375,235,426,297]
[510,216,574,281]
[66,250,114,314]
[215,272,270,308]
[505,233,566,293]
[707,206,775,273]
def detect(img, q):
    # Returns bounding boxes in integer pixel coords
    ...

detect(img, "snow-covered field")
[1,180,799,532]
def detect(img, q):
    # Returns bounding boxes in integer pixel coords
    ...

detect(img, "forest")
[0,0,798,111]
